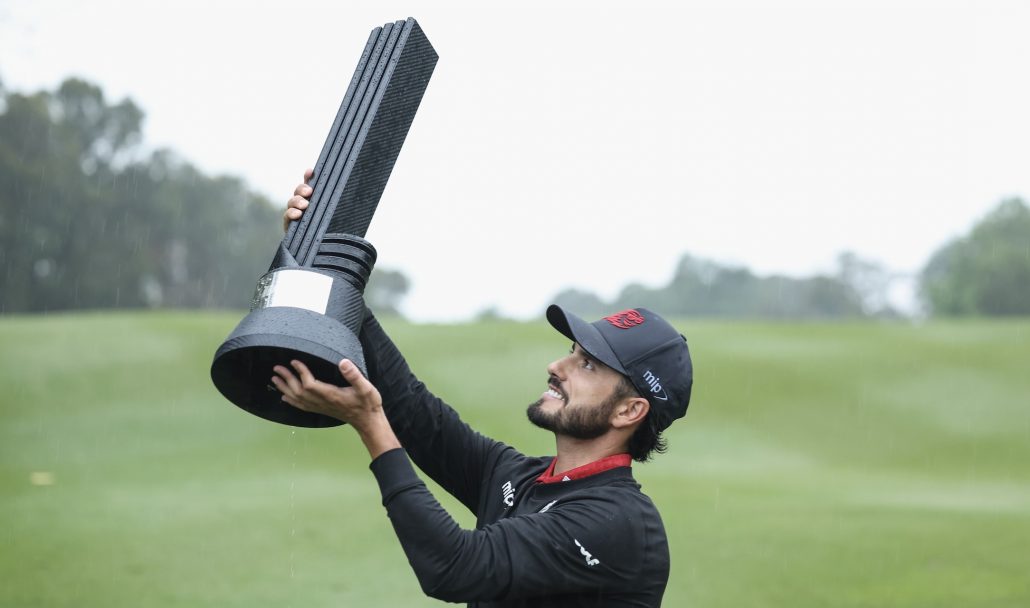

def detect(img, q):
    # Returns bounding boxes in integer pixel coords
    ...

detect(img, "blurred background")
[2,1,1028,606]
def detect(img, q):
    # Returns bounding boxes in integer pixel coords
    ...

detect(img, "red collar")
[536,453,632,484]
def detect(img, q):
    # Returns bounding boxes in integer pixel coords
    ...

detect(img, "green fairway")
[2,312,1028,606]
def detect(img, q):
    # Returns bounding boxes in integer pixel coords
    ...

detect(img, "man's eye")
[582,358,594,370]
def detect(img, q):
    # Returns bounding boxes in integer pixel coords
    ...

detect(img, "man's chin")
[526,400,559,432]
[527,398,613,440]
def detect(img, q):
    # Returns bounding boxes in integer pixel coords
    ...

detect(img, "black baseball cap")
[546,305,693,431]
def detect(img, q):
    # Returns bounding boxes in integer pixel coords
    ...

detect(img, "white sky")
[2,0,1028,321]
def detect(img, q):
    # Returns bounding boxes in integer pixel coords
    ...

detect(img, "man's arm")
[358,311,520,511]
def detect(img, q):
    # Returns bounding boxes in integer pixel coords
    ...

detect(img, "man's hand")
[271,358,401,459]
[283,168,314,232]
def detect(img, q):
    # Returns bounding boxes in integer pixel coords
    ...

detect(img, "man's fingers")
[283,195,309,232]
[339,359,375,396]
[283,170,313,233]
[280,393,307,411]
[273,362,327,413]
[290,359,318,389]
[272,365,303,395]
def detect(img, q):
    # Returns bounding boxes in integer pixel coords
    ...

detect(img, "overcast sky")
[2,0,1028,321]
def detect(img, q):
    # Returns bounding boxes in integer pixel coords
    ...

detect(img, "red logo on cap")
[604,310,644,329]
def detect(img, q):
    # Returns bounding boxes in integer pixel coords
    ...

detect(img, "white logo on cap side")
[642,370,669,401]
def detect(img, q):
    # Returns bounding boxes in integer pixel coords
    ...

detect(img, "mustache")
[547,374,567,399]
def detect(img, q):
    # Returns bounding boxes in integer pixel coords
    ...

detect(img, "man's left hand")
[271,359,401,458]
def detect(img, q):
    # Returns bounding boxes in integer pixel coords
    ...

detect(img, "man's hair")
[613,375,668,463]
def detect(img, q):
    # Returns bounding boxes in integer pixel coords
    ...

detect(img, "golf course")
[2,311,1028,606]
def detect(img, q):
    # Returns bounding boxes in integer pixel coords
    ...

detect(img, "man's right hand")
[283,168,314,232]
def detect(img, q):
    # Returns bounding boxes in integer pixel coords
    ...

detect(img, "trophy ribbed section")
[311,233,377,290]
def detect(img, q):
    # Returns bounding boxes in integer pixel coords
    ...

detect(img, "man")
[275,174,693,606]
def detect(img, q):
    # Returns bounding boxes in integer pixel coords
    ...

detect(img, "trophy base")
[211,306,366,428]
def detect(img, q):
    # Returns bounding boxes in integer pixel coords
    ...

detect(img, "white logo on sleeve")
[574,539,600,566]
[501,481,515,507]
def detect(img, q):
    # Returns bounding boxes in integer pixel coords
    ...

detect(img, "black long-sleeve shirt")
[360,313,670,607]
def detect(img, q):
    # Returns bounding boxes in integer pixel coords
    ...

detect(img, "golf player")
[276,176,693,607]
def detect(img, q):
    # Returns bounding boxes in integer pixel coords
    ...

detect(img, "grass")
[1,311,1028,606]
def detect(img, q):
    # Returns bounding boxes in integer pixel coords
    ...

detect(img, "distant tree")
[551,287,609,317]
[835,251,898,316]
[474,305,507,322]
[797,275,865,318]
[365,268,410,316]
[920,198,1030,316]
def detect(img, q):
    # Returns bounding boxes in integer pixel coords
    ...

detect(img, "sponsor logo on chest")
[501,480,515,507]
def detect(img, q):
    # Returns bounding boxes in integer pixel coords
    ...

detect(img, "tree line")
[551,252,888,320]
[2,77,1027,318]
[552,198,1030,319]
[0,76,408,315]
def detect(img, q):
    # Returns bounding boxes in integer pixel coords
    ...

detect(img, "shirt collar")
[536,453,632,484]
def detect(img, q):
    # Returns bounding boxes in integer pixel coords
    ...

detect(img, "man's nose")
[547,355,569,379]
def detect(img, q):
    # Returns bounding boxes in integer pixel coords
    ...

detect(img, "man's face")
[526,343,626,439]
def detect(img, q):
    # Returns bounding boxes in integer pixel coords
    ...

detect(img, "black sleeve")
[371,449,648,603]
[359,312,517,514]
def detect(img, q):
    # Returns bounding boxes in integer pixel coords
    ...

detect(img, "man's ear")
[611,397,650,430]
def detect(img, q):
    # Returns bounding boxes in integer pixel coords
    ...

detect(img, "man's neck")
[552,433,628,476]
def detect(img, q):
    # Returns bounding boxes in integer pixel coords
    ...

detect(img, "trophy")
[211,18,438,427]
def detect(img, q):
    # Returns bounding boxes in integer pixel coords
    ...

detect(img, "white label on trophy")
[252,269,332,315]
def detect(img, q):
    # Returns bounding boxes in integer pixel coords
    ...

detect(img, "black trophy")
[211,18,438,427]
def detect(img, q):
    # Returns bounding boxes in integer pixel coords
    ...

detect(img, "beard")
[526,390,622,440]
